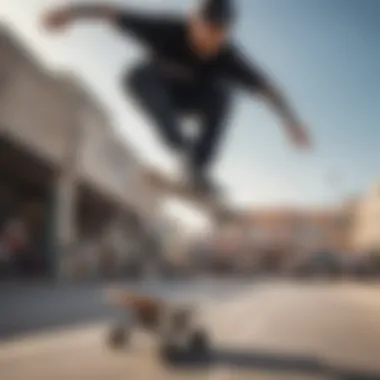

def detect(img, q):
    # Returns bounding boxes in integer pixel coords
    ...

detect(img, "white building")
[353,182,380,253]
[0,25,160,279]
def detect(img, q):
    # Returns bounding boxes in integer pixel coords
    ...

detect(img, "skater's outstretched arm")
[43,4,120,29]
[224,48,312,149]
[260,80,311,149]
[42,3,169,45]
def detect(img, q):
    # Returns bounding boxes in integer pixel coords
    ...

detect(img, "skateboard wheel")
[159,341,186,363]
[188,328,209,354]
[107,326,129,349]
[159,329,211,364]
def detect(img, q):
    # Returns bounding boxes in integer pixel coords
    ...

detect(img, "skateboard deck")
[105,288,192,329]
[104,288,210,356]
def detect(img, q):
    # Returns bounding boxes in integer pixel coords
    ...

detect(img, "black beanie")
[199,0,236,27]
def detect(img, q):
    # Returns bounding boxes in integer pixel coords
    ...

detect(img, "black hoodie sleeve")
[222,47,268,92]
[115,11,172,48]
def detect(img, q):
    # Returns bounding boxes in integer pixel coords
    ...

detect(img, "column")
[54,163,80,280]
[46,172,77,280]
[54,79,85,280]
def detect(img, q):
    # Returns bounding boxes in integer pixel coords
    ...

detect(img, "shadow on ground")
[160,347,380,380]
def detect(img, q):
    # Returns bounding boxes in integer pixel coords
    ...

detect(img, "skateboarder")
[43,0,311,196]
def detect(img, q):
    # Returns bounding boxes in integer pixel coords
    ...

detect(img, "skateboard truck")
[105,290,211,358]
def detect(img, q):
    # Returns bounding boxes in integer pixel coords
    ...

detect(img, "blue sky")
[1,0,379,213]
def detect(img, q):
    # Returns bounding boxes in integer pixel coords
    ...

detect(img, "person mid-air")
[43,0,311,197]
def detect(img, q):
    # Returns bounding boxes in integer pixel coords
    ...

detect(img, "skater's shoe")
[188,171,222,200]
[178,153,223,200]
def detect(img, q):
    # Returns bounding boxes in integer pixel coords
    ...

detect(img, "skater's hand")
[259,84,312,150]
[42,8,73,32]
[287,121,312,150]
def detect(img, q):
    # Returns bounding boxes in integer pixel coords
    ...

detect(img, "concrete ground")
[1,280,380,379]
[0,278,254,340]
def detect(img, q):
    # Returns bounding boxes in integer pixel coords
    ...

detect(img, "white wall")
[0,26,160,227]
[0,28,74,164]
[78,102,160,218]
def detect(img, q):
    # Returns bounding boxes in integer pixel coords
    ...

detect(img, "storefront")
[0,137,55,279]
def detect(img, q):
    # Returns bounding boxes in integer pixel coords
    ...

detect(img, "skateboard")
[104,289,210,358]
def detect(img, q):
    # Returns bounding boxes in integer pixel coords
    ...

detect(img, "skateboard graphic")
[105,289,210,359]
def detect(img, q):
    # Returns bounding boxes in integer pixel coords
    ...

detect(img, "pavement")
[0,278,254,340]
[1,280,380,379]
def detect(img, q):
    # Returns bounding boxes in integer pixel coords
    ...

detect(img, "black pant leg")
[125,63,188,152]
[190,81,233,173]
